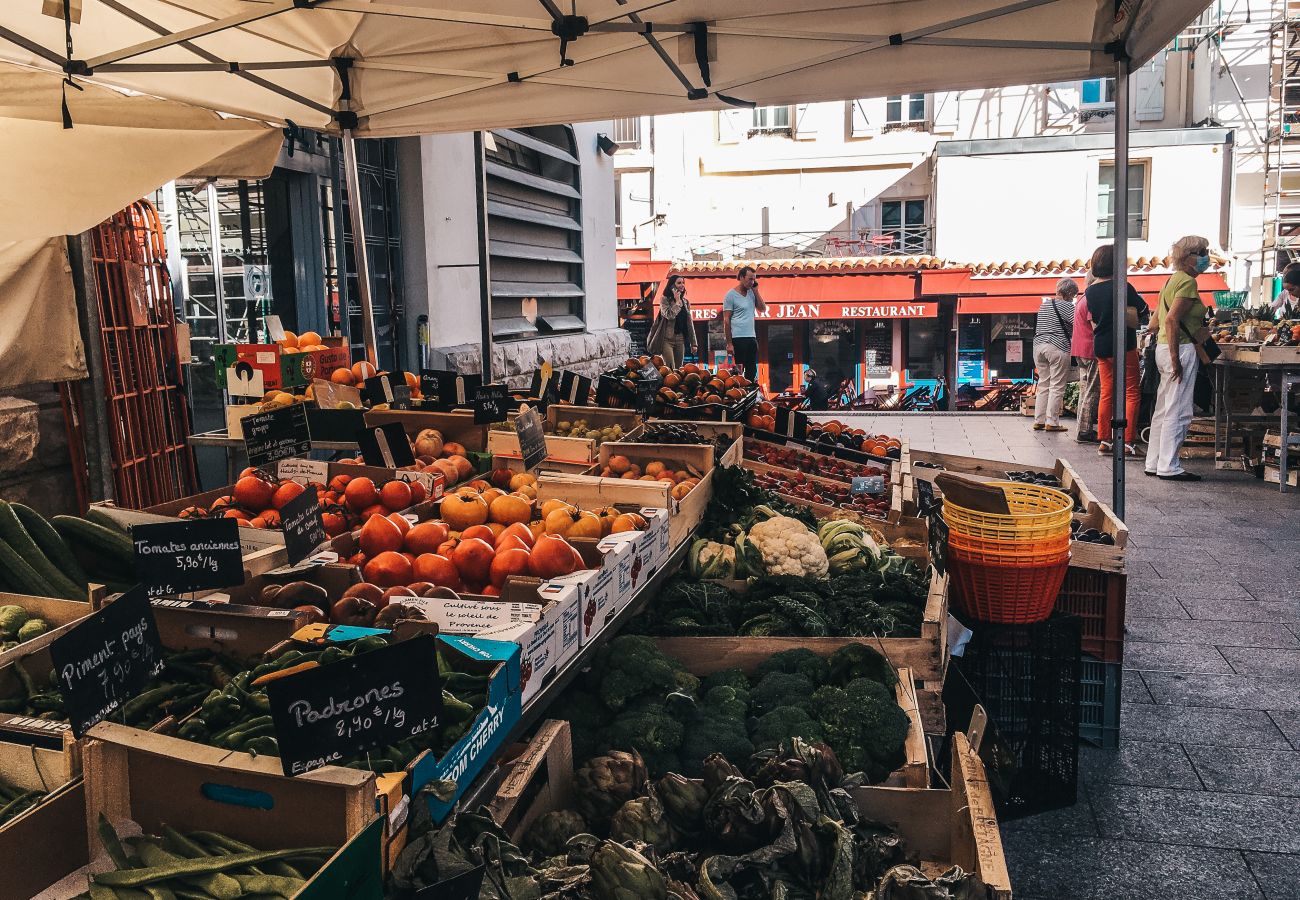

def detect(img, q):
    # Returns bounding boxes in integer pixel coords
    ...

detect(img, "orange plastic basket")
[947,531,1071,564]
[942,482,1074,542]
[948,551,1070,624]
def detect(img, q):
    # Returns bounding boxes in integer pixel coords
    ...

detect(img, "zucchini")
[0,502,85,600]
[51,515,135,562]
[0,535,55,597]
[83,507,131,536]
[10,503,89,590]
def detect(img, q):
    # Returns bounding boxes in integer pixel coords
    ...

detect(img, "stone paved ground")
[825,413,1300,900]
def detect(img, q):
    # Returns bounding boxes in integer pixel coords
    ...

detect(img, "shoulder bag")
[1180,319,1220,364]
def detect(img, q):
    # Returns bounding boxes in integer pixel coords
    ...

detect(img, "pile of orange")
[276,330,327,353]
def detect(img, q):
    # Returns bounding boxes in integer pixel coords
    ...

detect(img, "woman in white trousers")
[1145,236,1212,481]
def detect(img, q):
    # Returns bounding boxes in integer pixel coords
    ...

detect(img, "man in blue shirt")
[723,266,767,381]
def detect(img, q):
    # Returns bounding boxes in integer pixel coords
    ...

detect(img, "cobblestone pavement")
[823,413,1300,900]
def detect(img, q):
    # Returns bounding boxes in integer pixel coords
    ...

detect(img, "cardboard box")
[215,337,350,394]
[597,531,653,602]
[79,723,383,899]
[223,402,263,439]
[275,458,443,503]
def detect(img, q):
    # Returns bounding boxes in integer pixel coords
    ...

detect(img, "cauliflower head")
[746,516,829,580]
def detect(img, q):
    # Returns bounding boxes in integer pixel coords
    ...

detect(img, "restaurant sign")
[691,301,937,321]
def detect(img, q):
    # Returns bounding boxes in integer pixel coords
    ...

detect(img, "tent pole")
[474,131,495,382]
[341,129,379,367]
[1112,54,1130,519]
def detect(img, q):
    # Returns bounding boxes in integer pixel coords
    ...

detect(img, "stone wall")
[0,384,79,516]
[437,328,631,387]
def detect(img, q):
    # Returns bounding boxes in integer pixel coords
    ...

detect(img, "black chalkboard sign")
[420,370,480,411]
[515,406,547,471]
[625,319,651,356]
[132,519,244,598]
[356,422,417,469]
[49,586,166,737]
[528,366,560,411]
[266,634,443,777]
[363,373,411,410]
[595,374,625,409]
[473,384,509,424]
[558,370,592,406]
[636,380,658,416]
[242,403,311,467]
[280,488,328,566]
[774,407,809,440]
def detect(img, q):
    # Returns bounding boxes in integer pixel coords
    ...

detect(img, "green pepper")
[349,635,388,655]
[122,684,187,725]
[176,719,210,743]
[242,736,279,757]
[201,692,242,728]
[442,671,490,693]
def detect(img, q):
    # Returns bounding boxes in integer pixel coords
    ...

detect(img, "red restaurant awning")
[617,259,672,302]
[691,300,937,321]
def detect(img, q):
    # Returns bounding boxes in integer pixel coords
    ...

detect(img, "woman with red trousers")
[1085,244,1145,457]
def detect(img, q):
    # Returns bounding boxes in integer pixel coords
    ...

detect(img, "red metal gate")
[89,200,198,507]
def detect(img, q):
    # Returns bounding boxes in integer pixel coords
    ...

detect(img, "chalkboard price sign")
[49,586,166,737]
[362,373,411,410]
[473,384,509,424]
[279,488,329,566]
[514,405,547,471]
[558,370,592,406]
[636,380,658,416]
[420,370,480,410]
[266,634,443,777]
[851,475,886,495]
[132,519,244,598]
[356,422,417,469]
[242,403,311,467]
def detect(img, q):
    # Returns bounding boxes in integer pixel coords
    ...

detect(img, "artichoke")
[701,777,769,853]
[0,605,28,639]
[668,880,702,900]
[700,753,743,794]
[609,795,677,854]
[574,751,649,829]
[521,809,588,858]
[16,618,48,643]
[588,839,667,900]
[655,773,709,833]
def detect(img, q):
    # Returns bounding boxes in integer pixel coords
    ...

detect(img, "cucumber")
[1,503,86,599]
[51,515,135,562]
[83,507,131,537]
[10,503,89,590]
[0,535,56,597]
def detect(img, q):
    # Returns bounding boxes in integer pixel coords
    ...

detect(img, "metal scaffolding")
[1265,0,1300,272]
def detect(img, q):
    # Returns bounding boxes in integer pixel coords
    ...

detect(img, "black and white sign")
[280,488,329,567]
[362,373,411,410]
[420,370,480,410]
[266,634,443,776]
[558,370,592,406]
[132,519,244,598]
[514,406,547,471]
[774,407,809,440]
[242,403,311,467]
[49,586,166,737]
[851,475,886,495]
[636,380,658,416]
[473,384,509,424]
[356,423,417,469]
[595,374,625,409]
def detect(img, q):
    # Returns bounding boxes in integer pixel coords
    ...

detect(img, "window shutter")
[850,98,884,137]
[1134,56,1166,122]
[931,91,959,133]
[794,103,818,139]
[1044,84,1079,128]
[717,109,744,144]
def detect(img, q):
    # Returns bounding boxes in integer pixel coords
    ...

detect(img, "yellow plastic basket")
[942,482,1074,542]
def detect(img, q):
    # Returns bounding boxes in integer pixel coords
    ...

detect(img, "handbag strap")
[1178,319,1198,345]
[1050,300,1071,338]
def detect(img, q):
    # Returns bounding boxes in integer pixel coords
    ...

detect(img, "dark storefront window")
[808,321,858,393]
[905,318,945,381]
[862,320,893,380]
[988,314,1035,380]
[765,324,796,392]
[340,138,404,371]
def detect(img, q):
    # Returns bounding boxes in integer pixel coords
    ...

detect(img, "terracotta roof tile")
[672,255,1225,277]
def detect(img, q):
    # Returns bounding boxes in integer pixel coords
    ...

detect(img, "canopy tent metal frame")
[0,0,1186,515]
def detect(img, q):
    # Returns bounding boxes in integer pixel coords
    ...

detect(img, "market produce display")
[337,427,476,486]
[393,738,983,900]
[749,467,891,517]
[86,815,336,897]
[743,440,890,482]
[805,421,903,458]
[0,604,49,650]
[595,455,702,500]
[172,634,486,771]
[743,399,779,431]
[556,635,908,783]
[654,363,758,413]
[638,422,735,457]
[0,500,125,598]
[490,416,629,448]
[1215,307,1300,345]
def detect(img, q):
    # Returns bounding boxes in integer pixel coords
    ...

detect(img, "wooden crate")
[490,452,598,475]
[0,593,93,669]
[1219,343,1300,365]
[652,570,950,684]
[852,732,1011,899]
[364,408,488,451]
[743,458,905,524]
[491,723,1006,897]
[652,638,927,787]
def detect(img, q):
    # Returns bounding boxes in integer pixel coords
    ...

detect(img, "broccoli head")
[825,642,897,690]
[750,706,825,750]
[812,677,909,783]
[601,700,686,761]
[748,672,816,716]
[754,649,830,686]
[678,716,754,777]
[591,635,694,710]
[550,690,611,760]
[701,668,751,697]
[702,685,748,721]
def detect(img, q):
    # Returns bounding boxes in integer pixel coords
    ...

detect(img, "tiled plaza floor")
[825,413,1300,900]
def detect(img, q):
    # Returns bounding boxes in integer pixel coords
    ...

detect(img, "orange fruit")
[351,361,377,381]
[380,480,413,512]
[298,331,322,347]
[280,331,298,349]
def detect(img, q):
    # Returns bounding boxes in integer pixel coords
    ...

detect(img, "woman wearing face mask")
[1144,235,1212,481]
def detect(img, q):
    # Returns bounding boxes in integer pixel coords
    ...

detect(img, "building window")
[750,105,792,135]
[880,199,928,254]
[1096,161,1147,239]
[611,117,642,150]
[886,94,926,125]
[485,125,585,340]
[1081,78,1116,108]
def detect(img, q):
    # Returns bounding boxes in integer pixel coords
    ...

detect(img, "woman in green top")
[1144,235,1211,481]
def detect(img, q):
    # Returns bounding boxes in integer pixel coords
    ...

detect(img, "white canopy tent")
[0,0,1213,515]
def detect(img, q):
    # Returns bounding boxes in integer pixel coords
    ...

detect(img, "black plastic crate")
[949,614,1082,819]
[1079,653,1122,749]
